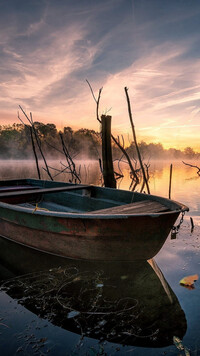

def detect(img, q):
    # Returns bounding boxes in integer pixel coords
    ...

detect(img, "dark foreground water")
[0,217,199,356]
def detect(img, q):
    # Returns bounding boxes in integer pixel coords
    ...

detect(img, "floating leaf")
[179,274,199,288]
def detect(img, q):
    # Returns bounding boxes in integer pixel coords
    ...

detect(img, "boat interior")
[0,179,180,215]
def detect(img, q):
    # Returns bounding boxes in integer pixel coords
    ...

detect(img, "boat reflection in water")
[0,236,187,350]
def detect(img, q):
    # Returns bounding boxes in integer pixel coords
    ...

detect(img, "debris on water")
[173,336,191,355]
[67,310,80,319]
[173,336,184,350]
[16,346,23,353]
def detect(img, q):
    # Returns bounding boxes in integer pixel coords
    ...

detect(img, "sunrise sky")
[0,0,200,150]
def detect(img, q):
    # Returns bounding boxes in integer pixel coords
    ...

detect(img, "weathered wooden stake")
[190,217,194,232]
[101,115,116,188]
[169,163,173,199]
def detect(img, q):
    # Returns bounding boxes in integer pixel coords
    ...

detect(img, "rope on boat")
[32,203,49,213]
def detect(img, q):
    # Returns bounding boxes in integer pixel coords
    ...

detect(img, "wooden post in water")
[169,163,173,199]
[101,115,116,188]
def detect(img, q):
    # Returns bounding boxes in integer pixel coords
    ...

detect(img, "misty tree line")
[0,122,199,161]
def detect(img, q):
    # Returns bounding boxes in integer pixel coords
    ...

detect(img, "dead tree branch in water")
[30,126,41,180]
[111,135,139,184]
[18,106,81,183]
[139,163,150,193]
[182,161,200,176]
[86,80,140,187]
[86,79,102,124]
[19,106,53,181]
[18,112,41,180]
[59,133,81,183]
[124,87,150,194]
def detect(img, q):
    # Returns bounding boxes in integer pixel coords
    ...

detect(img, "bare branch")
[17,112,28,127]
[60,133,81,183]
[30,126,41,180]
[124,87,150,194]
[182,161,200,176]
[112,135,139,183]
[86,80,103,123]
[19,106,53,180]
[86,79,98,103]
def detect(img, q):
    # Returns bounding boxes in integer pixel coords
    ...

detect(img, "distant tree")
[0,126,23,158]
[0,121,200,161]
[167,148,182,159]
[184,147,195,159]
[73,129,101,158]
[63,126,74,149]
[127,141,165,159]
[33,122,57,138]
[64,126,73,138]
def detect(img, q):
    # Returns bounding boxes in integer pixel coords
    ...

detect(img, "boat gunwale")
[0,179,189,218]
[0,198,188,219]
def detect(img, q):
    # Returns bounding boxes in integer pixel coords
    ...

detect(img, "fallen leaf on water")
[179,274,199,288]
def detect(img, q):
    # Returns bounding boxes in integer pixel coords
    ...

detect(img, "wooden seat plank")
[90,200,168,215]
[0,184,90,200]
[0,185,40,193]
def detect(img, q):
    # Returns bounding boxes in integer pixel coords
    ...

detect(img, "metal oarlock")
[171,211,185,239]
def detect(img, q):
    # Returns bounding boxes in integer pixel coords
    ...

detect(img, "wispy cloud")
[0,0,200,149]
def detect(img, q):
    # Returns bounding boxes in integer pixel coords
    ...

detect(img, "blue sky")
[1,0,200,149]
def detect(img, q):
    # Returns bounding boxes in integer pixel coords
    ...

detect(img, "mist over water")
[1,159,200,215]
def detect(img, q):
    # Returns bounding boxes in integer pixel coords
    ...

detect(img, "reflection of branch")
[182,161,200,176]
[148,259,173,304]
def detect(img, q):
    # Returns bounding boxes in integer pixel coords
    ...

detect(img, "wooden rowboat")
[0,178,189,261]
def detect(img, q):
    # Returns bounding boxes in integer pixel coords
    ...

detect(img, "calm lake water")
[0,159,199,355]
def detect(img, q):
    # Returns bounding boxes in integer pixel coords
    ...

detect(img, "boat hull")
[0,178,188,261]
[0,208,179,260]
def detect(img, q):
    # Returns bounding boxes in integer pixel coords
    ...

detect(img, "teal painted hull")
[0,179,189,261]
